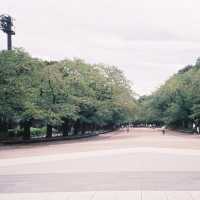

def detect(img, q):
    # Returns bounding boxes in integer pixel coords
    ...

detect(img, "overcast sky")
[1,0,200,95]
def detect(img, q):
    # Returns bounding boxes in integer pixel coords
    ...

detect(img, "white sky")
[1,0,200,95]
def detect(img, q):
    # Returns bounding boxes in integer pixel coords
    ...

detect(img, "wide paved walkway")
[1,128,200,199]
[1,191,200,200]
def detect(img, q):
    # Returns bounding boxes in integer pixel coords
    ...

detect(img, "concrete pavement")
[1,128,200,199]
[1,172,200,192]
[0,191,200,200]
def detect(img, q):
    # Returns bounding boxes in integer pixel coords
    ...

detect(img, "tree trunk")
[182,121,185,128]
[62,120,70,137]
[73,120,80,135]
[0,117,8,139]
[46,124,53,138]
[81,123,85,135]
[23,121,31,140]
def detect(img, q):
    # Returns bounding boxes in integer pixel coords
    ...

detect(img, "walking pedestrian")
[193,123,196,134]
[161,125,166,135]
[197,126,200,135]
[126,125,130,133]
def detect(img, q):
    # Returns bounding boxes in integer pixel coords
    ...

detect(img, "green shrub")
[31,127,46,137]
[8,128,24,138]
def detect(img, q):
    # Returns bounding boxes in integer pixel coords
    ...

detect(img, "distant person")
[161,125,166,135]
[126,126,130,133]
[193,123,196,134]
[197,126,200,135]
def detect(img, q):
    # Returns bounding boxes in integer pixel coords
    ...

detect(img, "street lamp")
[0,14,15,50]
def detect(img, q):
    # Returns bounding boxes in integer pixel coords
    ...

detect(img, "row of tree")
[0,49,137,140]
[136,59,200,130]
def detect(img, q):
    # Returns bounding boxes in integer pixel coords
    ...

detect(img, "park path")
[1,128,200,159]
[1,191,200,200]
[1,128,200,199]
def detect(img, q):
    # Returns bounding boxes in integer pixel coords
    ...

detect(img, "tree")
[0,49,42,139]
[0,49,137,140]
[138,59,200,130]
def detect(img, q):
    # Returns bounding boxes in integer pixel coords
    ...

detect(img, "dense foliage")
[136,60,200,130]
[0,49,137,140]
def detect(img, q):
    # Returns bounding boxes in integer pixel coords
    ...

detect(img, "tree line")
[1,48,200,141]
[0,49,137,140]
[136,59,200,131]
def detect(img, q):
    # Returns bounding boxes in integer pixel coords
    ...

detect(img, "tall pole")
[0,14,15,50]
[7,32,12,50]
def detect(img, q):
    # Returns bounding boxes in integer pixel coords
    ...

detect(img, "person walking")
[126,125,130,133]
[197,126,200,135]
[193,123,196,134]
[161,125,166,135]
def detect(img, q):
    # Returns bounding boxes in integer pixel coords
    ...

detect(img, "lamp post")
[0,14,15,50]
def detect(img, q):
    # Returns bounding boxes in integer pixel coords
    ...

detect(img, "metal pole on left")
[7,33,12,50]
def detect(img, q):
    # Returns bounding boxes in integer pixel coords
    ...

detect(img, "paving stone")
[141,191,167,200]
[166,191,193,200]
[115,191,140,200]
